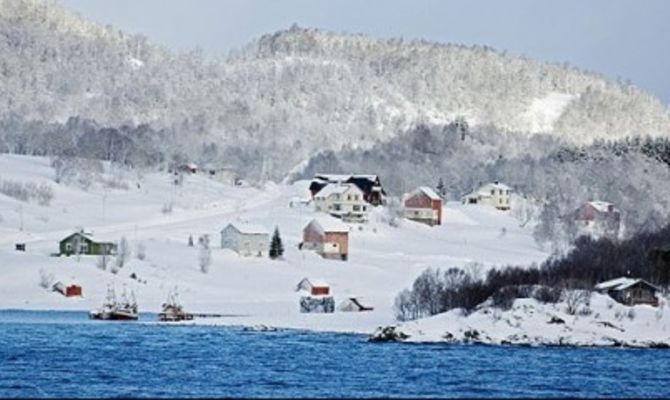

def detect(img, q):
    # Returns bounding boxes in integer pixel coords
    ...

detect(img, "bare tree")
[38,269,54,290]
[136,242,146,261]
[198,235,211,273]
[562,289,591,315]
[115,237,130,269]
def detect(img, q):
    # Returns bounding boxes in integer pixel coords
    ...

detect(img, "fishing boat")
[158,287,193,322]
[89,286,139,321]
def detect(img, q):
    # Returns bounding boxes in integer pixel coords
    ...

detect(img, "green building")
[59,232,117,256]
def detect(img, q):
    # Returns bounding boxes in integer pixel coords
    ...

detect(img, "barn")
[595,277,660,307]
[220,223,270,257]
[403,186,443,226]
[302,218,350,261]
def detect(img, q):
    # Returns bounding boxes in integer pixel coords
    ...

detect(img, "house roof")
[61,231,118,244]
[595,277,660,292]
[222,222,270,235]
[297,277,329,288]
[315,183,361,198]
[588,201,617,213]
[307,217,350,233]
[480,181,511,191]
[415,186,441,201]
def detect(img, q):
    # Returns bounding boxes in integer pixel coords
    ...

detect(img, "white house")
[313,183,369,222]
[220,223,270,257]
[462,181,512,210]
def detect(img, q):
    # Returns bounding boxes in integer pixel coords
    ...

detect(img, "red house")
[403,187,443,226]
[574,200,621,239]
[302,218,350,261]
[65,284,82,297]
[296,278,330,296]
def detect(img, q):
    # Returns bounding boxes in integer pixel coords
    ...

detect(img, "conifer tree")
[269,227,284,259]
[436,178,447,199]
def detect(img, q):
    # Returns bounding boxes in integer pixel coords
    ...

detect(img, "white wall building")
[220,223,270,257]
[462,181,512,210]
[313,183,369,222]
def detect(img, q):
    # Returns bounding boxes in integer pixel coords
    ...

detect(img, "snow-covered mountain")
[1,0,669,181]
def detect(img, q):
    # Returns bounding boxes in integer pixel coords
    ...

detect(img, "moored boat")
[90,286,139,321]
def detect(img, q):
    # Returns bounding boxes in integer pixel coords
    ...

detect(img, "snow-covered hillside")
[0,155,547,333]
[2,0,670,182]
[373,294,670,348]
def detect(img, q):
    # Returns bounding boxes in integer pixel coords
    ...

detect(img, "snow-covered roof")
[223,222,269,235]
[298,277,329,288]
[480,181,511,191]
[307,217,349,233]
[416,186,441,200]
[315,173,379,182]
[64,231,118,244]
[588,201,617,213]
[315,183,358,198]
[595,277,659,292]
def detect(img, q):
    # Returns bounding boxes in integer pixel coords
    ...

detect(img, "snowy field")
[0,154,549,334]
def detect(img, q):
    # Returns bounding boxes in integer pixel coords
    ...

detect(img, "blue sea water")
[0,310,668,398]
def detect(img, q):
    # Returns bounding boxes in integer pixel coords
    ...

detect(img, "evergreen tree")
[436,178,447,199]
[269,227,284,259]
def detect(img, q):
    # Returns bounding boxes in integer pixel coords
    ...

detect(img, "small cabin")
[220,223,270,257]
[404,186,443,226]
[65,284,82,297]
[302,218,350,261]
[338,297,374,312]
[595,277,659,307]
[59,231,117,256]
[51,282,82,297]
[296,278,330,296]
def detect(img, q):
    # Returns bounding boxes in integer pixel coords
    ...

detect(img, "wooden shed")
[595,277,659,307]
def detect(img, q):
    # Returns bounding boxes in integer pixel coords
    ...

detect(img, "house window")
[79,242,89,253]
[333,204,341,211]
[334,194,340,200]
[499,189,503,195]
[347,195,352,201]
[65,243,72,252]
[363,206,367,211]
[353,205,360,211]
[490,190,495,195]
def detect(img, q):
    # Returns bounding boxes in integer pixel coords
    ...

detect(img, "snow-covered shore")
[371,293,670,348]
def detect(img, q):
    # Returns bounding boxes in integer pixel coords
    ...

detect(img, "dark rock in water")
[443,332,455,342]
[369,326,409,342]
[548,316,565,324]
[646,342,670,349]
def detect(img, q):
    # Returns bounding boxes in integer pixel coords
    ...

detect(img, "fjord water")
[0,311,668,398]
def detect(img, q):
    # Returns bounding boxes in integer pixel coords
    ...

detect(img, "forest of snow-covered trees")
[1,0,670,246]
